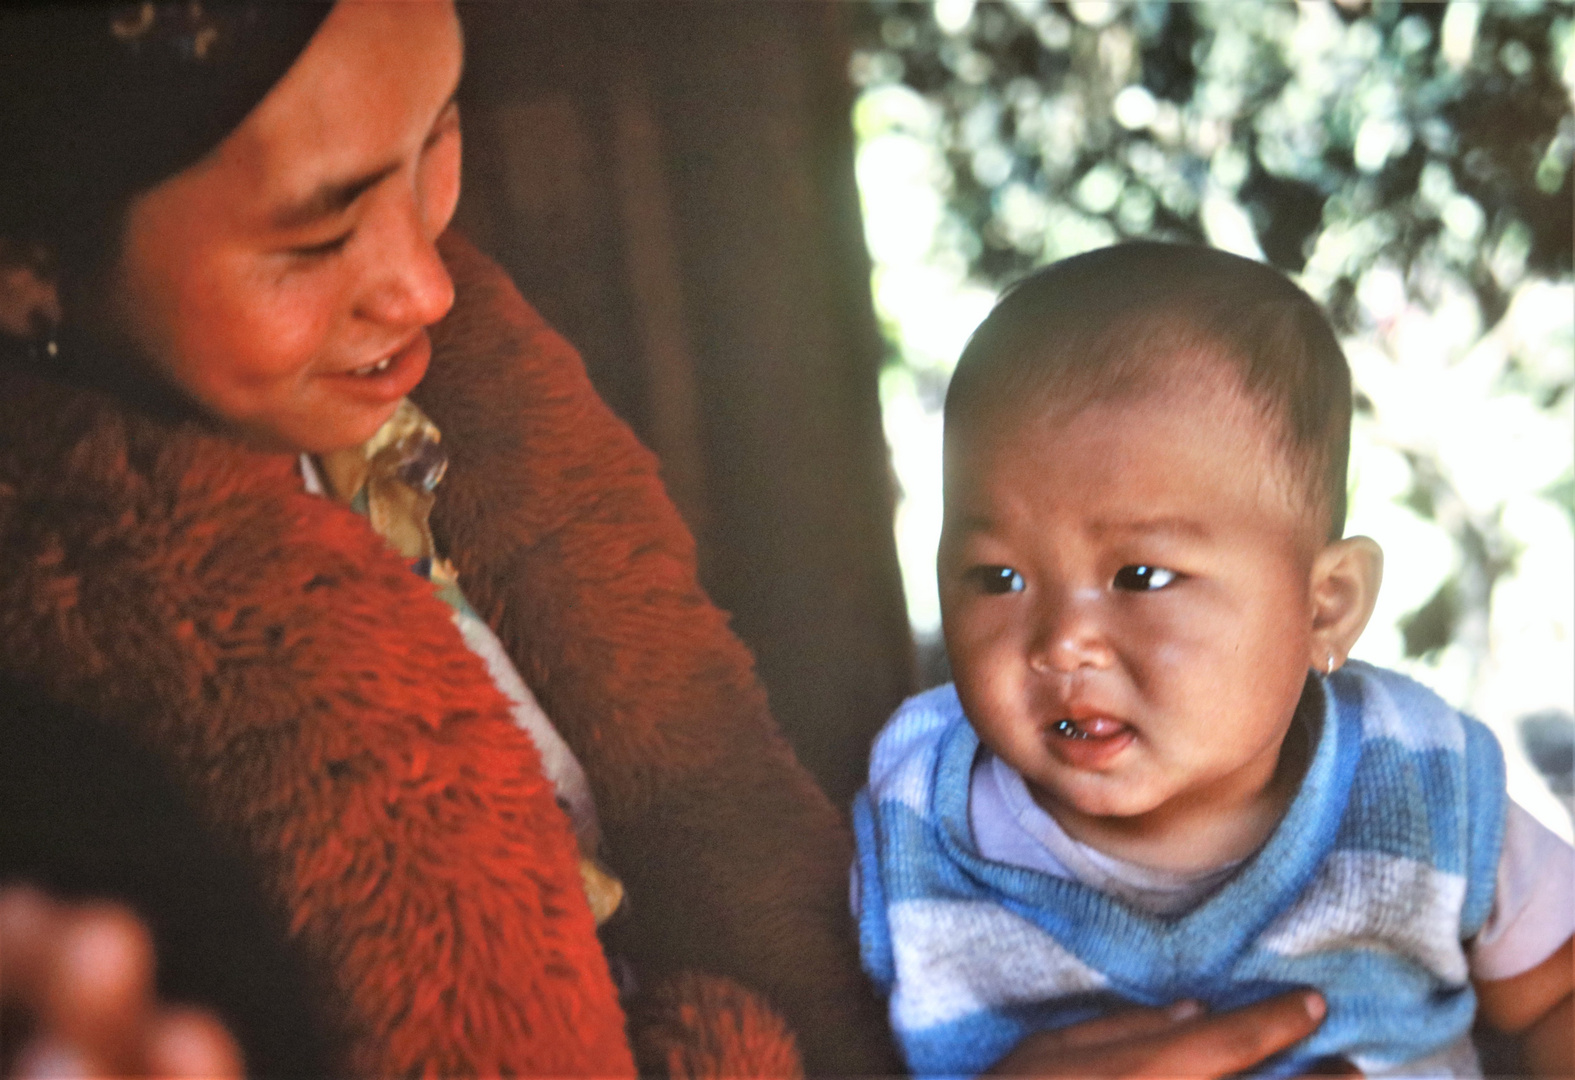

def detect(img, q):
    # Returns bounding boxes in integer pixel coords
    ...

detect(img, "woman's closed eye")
[287,230,354,260]
[1113,565,1178,591]
[967,565,1025,595]
[424,100,460,151]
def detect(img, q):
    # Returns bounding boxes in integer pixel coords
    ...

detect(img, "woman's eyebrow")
[270,93,459,231]
[424,94,460,148]
[270,162,400,230]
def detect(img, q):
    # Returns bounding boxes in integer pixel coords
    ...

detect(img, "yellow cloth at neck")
[315,399,625,927]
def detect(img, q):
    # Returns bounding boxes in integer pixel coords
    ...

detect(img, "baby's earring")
[1325,650,1337,677]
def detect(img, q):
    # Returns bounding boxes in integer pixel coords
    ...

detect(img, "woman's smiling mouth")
[330,331,432,404]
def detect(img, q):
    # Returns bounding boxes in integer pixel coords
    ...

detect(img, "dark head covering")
[1,2,332,255]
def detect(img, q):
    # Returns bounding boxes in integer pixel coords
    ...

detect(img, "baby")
[852,243,1573,1078]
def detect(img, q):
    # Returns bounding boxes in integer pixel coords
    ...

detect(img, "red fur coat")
[0,233,895,1077]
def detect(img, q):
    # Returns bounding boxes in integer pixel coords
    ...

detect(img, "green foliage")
[851,1,1571,310]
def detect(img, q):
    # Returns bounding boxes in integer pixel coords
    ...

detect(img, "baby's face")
[939,367,1323,840]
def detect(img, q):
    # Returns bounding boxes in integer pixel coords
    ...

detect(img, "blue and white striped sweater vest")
[853,661,1506,1078]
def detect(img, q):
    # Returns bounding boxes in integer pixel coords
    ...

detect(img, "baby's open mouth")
[1052,717,1130,740]
[1046,715,1136,768]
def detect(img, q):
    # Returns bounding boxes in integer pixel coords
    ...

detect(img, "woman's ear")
[1309,536,1383,674]
[0,242,61,341]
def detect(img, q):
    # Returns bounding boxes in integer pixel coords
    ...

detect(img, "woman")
[0,3,888,1074]
[0,2,1331,1076]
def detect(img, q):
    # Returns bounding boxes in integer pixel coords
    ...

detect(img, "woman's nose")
[357,199,455,331]
[1028,591,1115,673]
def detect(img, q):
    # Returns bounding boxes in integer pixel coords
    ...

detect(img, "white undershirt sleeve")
[1468,799,1575,982]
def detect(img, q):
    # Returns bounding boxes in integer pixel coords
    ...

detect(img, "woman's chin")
[229,402,401,457]
[306,410,401,455]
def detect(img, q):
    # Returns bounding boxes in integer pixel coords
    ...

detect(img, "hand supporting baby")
[985,992,1356,1079]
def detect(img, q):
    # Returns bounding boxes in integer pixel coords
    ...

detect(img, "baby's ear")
[1308,536,1383,674]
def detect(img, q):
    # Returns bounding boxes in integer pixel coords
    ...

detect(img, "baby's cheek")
[957,673,1019,739]
[1123,632,1196,702]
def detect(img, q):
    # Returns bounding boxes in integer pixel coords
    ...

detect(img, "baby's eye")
[968,566,1025,595]
[1113,565,1177,591]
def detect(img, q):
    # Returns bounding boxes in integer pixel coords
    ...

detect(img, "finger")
[1138,991,1326,1078]
[1046,1000,1206,1050]
[0,885,60,1004]
[1293,1056,1363,1079]
[41,902,157,1075]
[11,1037,102,1080]
[146,1007,246,1079]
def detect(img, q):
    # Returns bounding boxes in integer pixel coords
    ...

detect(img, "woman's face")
[105,0,463,454]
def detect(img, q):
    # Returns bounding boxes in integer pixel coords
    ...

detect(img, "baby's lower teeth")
[1053,719,1089,740]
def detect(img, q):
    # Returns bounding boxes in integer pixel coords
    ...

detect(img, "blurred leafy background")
[849,0,1574,836]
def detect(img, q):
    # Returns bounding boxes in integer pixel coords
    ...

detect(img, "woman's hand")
[983,991,1356,1079]
[0,886,244,1079]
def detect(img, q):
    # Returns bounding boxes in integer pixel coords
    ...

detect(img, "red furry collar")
[0,249,632,1076]
[0,232,888,1077]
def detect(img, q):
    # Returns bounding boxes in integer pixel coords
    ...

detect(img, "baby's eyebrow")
[943,510,1007,538]
[1087,515,1210,539]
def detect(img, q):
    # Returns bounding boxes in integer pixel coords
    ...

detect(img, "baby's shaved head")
[945,243,1353,541]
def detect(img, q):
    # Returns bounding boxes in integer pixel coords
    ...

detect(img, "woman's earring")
[28,314,60,364]
[1326,650,1337,676]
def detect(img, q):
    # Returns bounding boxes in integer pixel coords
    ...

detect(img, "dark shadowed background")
[454,2,916,809]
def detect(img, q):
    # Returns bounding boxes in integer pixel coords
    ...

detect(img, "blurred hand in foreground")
[0,886,243,1079]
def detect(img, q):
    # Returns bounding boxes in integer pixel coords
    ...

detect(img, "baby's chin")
[1024,767,1174,826]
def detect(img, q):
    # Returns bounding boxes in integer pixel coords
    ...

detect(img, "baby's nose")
[1029,594,1115,673]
